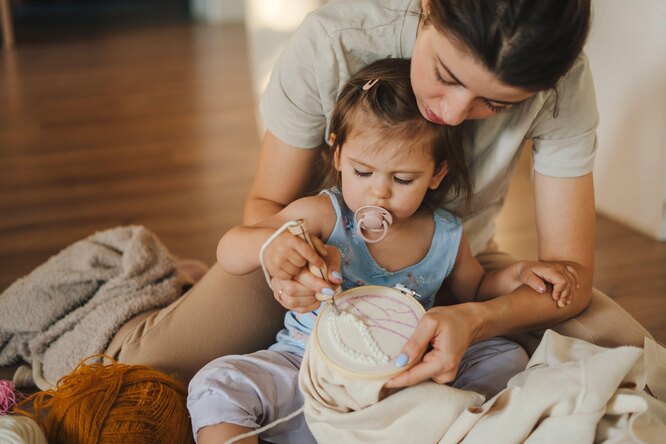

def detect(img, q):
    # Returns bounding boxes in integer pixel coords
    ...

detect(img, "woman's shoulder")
[305,0,419,37]
[260,0,420,150]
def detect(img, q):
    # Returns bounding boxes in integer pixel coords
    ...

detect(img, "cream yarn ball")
[0,415,48,444]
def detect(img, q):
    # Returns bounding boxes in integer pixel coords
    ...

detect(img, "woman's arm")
[477,172,595,331]
[244,131,324,225]
[446,234,580,306]
[386,173,595,388]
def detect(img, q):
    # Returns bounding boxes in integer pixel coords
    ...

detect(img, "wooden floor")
[1,21,664,343]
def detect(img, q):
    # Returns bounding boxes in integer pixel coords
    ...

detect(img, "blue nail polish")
[331,271,342,281]
[395,353,408,368]
[321,287,334,296]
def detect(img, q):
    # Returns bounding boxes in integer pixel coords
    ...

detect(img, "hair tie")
[362,79,379,90]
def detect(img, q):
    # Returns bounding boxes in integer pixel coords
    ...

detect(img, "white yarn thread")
[223,406,305,444]
[259,220,302,289]
[0,415,48,444]
[329,312,390,365]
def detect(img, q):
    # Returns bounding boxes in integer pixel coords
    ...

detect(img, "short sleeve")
[259,13,339,149]
[528,54,599,177]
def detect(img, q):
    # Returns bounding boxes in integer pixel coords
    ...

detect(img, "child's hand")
[263,231,327,282]
[514,261,580,307]
[271,244,342,313]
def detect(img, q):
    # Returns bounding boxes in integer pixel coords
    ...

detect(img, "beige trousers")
[105,250,653,384]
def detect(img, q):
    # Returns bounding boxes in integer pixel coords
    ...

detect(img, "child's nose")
[371,180,391,199]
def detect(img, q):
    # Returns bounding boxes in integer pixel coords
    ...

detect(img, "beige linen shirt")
[260,0,599,254]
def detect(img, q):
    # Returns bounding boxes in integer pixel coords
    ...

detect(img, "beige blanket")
[0,226,186,388]
[300,330,666,443]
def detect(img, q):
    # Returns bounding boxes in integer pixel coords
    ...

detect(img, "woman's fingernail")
[395,353,408,368]
[538,286,546,293]
[331,271,342,281]
[321,287,334,296]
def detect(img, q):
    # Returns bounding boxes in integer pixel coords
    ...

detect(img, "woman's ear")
[421,0,430,16]
[429,162,449,189]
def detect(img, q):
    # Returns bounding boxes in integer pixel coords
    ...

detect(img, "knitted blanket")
[0,226,186,388]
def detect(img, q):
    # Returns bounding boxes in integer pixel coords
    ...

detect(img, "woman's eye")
[394,177,414,185]
[353,168,372,177]
[434,68,456,86]
[483,100,510,113]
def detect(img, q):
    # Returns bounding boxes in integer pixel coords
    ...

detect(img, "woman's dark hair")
[426,0,592,91]
[320,58,470,208]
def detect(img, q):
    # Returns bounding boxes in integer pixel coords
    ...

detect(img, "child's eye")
[434,68,456,87]
[394,177,414,185]
[353,168,372,178]
[483,99,510,113]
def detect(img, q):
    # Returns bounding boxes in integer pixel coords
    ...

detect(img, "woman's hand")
[513,260,580,307]
[385,304,481,388]
[270,244,342,313]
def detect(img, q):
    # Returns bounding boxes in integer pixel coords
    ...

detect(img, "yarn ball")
[0,415,48,444]
[0,380,23,415]
[14,355,195,444]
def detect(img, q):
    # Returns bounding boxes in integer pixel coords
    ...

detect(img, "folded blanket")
[439,331,666,443]
[300,329,666,443]
[0,226,186,388]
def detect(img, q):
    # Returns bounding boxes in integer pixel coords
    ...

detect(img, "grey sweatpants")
[187,337,528,443]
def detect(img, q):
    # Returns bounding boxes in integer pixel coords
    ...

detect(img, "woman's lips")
[425,106,447,125]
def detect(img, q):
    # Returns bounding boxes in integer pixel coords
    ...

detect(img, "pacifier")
[354,206,393,243]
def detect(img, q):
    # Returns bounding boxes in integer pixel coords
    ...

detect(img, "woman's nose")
[439,89,473,126]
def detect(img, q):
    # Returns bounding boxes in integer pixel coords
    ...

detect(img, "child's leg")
[187,350,315,444]
[198,424,257,444]
[451,337,529,400]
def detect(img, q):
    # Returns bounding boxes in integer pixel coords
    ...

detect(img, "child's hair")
[319,58,470,209]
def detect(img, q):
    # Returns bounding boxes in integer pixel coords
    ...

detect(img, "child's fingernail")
[395,353,409,368]
[538,286,546,293]
[321,287,334,296]
[331,271,342,281]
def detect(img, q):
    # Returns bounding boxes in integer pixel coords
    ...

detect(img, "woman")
[105,0,651,385]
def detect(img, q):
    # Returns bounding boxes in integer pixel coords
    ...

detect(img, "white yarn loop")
[223,406,305,444]
[259,220,302,290]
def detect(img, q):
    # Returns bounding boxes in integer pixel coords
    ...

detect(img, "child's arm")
[445,234,579,307]
[477,261,579,307]
[217,195,335,278]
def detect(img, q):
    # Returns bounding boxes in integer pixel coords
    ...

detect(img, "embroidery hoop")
[313,285,425,381]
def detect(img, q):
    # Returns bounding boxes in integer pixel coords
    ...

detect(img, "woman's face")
[411,17,535,126]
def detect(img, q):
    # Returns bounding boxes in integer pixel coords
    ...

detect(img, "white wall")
[586,0,666,240]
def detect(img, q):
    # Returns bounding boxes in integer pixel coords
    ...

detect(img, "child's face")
[334,126,447,224]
